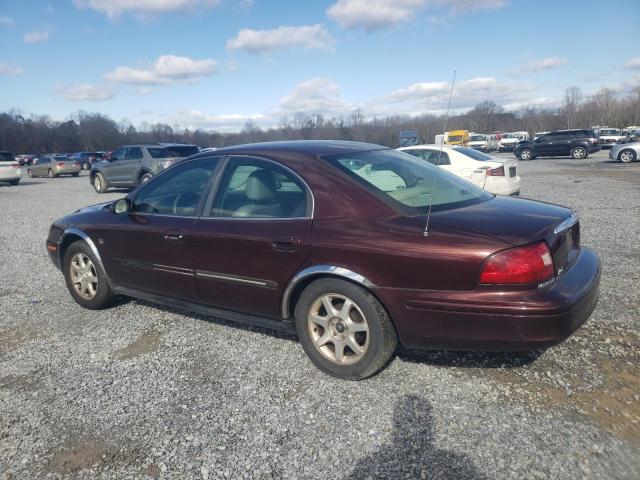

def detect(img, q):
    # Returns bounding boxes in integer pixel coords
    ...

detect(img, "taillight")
[479,241,554,284]
[10,163,20,168]
[57,162,65,167]
[486,166,505,176]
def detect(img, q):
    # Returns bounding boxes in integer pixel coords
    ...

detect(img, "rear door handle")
[163,230,184,242]
[271,236,300,251]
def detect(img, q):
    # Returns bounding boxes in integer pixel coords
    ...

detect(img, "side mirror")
[112,198,131,214]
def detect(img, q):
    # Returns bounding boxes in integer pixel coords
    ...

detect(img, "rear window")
[577,130,596,138]
[166,145,200,157]
[0,152,13,162]
[599,129,620,136]
[322,149,490,215]
[147,147,171,159]
[470,135,486,142]
[453,147,496,161]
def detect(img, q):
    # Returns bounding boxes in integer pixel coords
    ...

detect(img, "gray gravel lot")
[1,151,639,479]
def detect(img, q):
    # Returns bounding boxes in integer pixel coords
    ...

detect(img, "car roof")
[398,144,455,150]
[194,140,387,157]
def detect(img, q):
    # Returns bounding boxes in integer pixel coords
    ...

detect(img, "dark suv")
[90,144,198,193]
[514,129,599,160]
[70,152,103,170]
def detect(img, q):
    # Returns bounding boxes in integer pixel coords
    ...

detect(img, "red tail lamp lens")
[486,166,505,176]
[480,241,554,284]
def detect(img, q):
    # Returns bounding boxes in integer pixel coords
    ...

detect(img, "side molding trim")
[280,265,375,319]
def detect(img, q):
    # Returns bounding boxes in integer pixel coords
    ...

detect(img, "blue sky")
[1,0,639,132]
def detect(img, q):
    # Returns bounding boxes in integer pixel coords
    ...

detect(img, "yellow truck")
[445,130,469,146]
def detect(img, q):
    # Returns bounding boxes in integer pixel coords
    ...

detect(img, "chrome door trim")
[195,270,277,289]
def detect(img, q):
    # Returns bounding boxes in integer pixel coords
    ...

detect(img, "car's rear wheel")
[519,148,533,160]
[294,278,397,380]
[571,146,587,159]
[63,241,115,310]
[93,173,108,193]
[619,149,636,163]
[139,172,153,184]
[48,169,55,178]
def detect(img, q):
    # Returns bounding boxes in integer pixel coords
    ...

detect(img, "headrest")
[245,169,277,201]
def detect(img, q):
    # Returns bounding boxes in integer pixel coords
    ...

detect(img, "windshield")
[453,147,497,161]
[469,135,486,142]
[166,145,200,157]
[322,149,490,215]
[600,129,620,136]
[502,133,517,139]
[447,135,463,143]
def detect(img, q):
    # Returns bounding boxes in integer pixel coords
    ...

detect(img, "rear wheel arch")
[282,266,396,328]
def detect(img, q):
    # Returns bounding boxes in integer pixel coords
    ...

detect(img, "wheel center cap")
[335,322,345,333]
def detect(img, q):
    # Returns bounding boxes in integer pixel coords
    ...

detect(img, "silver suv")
[90,144,199,193]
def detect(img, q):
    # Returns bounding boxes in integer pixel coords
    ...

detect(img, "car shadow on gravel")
[346,394,487,479]
[397,348,542,369]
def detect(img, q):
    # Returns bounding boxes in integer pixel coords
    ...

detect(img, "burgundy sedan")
[46,141,600,379]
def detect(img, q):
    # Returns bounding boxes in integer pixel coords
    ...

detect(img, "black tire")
[93,172,108,193]
[27,169,33,178]
[519,148,533,161]
[48,169,55,178]
[63,241,115,310]
[8,179,20,186]
[72,172,79,177]
[619,149,636,163]
[571,146,587,159]
[139,172,153,185]
[294,278,398,380]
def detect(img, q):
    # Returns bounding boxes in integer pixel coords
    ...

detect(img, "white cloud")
[24,29,50,43]
[104,54,218,85]
[60,84,114,101]
[170,109,269,132]
[624,57,640,69]
[0,63,24,76]
[227,24,335,54]
[276,77,352,117]
[511,57,567,76]
[387,76,536,111]
[72,0,221,19]
[0,16,15,26]
[326,0,506,31]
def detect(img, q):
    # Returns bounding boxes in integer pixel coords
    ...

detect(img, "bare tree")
[562,86,583,129]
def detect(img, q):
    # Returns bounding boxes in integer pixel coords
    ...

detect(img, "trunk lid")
[431,195,580,276]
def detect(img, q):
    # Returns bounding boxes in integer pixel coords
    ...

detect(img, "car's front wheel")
[63,241,115,310]
[93,173,108,193]
[519,148,533,160]
[619,149,636,163]
[294,278,397,380]
[139,172,153,184]
[571,146,587,159]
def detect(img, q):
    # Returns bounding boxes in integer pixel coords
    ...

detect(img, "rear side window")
[147,148,170,159]
[166,146,200,157]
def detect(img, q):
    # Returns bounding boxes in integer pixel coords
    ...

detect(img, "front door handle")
[271,236,300,251]
[163,230,184,242]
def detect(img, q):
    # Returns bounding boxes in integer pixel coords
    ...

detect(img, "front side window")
[403,149,451,166]
[323,149,490,215]
[210,157,308,218]
[131,157,219,216]
[127,147,143,160]
[111,148,127,161]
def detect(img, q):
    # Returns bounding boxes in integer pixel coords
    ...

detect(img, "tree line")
[1,86,638,154]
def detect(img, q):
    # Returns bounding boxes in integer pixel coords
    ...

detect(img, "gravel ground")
[1,151,639,479]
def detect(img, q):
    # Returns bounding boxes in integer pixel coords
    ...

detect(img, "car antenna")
[424,70,456,237]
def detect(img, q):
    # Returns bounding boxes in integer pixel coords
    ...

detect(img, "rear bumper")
[55,166,81,174]
[377,247,601,351]
[485,177,521,196]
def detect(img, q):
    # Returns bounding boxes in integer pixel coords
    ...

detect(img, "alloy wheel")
[520,149,532,160]
[307,293,369,365]
[94,176,101,191]
[573,147,586,159]
[69,253,98,300]
[620,150,635,163]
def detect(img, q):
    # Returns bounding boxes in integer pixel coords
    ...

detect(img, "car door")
[108,147,142,186]
[534,134,555,156]
[552,131,572,156]
[189,155,312,319]
[102,147,128,184]
[100,157,221,300]
[34,157,50,176]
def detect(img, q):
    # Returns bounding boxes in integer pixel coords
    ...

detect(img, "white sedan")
[0,152,23,186]
[398,144,521,196]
